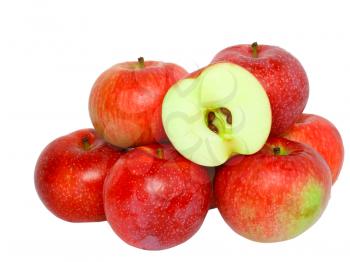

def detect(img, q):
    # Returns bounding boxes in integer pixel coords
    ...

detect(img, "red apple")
[214,137,331,242]
[281,113,344,184]
[212,43,309,135]
[89,57,187,148]
[104,144,211,250]
[35,129,123,222]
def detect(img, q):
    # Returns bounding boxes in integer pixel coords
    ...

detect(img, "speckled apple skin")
[212,44,309,135]
[104,144,211,250]
[282,114,344,184]
[89,61,187,148]
[35,129,123,222]
[214,137,331,242]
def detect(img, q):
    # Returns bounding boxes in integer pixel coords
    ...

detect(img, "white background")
[1,0,349,261]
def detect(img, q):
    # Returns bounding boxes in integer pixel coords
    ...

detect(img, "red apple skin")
[214,137,331,242]
[104,144,211,250]
[281,114,344,184]
[212,44,309,135]
[35,129,123,222]
[89,59,187,148]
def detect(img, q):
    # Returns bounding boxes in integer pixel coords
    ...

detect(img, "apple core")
[205,107,233,139]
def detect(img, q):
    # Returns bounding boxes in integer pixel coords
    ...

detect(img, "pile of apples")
[35,43,344,250]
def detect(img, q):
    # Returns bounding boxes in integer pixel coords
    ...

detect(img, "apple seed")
[219,107,232,125]
[208,123,219,134]
[207,111,216,123]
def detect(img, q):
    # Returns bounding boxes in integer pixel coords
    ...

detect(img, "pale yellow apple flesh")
[162,63,272,166]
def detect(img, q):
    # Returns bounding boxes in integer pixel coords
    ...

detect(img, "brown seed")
[220,107,232,125]
[208,123,219,133]
[226,115,232,125]
[219,107,230,116]
[207,111,215,123]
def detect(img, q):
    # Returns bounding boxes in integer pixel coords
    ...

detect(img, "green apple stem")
[138,57,145,68]
[251,42,258,58]
[273,147,281,155]
[156,148,164,159]
[206,107,233,140]
[82,137,90,151]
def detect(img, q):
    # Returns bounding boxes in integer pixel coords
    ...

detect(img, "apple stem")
[273,147,280,155]
[251,42,258,58]
[82,137,90,151]
[138,57,145,68]
[156,148,164,159]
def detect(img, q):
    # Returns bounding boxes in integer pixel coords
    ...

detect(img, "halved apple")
[162,63,272,166]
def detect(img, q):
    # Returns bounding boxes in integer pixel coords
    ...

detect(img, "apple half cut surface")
[162,63,272,166]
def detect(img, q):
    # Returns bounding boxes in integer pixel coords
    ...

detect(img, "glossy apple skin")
[214,137,331,242]
[104,144,211,250]
[35,129,123,222]
[282,114,344,184]
[89,60,187,148]
[212,44,309,135]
